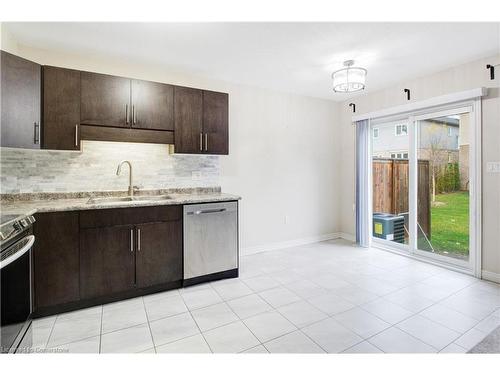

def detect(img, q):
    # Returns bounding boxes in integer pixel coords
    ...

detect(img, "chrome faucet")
[116,160,135,197]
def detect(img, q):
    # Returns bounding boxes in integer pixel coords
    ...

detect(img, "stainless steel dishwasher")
[183,201,238,284]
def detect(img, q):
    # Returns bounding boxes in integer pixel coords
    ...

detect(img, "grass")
[429,191,469,257]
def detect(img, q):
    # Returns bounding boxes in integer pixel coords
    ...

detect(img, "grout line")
[340,339,382,353]
[182,299,213,353]
[141,296,157,354]
[98,305,103,353]
[337,276,489,353]
[209,283,260,352]
[225,287,329,352]
[240,343,269,353]
[153,331,208,352]
[43,314,59,349]
[37,244,497,354]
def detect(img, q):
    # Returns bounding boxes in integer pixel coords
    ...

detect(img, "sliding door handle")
[205,133,208,151]
[199,132,203,151]
[132,105,137,125]
[126,104,129,124]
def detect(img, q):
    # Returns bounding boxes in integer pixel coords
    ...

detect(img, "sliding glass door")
[370,105,478,272]
[414,109,473,267]
[371,119,410,247]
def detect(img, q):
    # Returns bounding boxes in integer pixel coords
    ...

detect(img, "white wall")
[0,38,341,253]
[339,54,500,278]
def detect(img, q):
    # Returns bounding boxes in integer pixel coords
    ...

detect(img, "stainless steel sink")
[87,195,173,204]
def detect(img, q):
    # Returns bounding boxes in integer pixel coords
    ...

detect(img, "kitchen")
[1,48,241,351]
[1,14,500,361]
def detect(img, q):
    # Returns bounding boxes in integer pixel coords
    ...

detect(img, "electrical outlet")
[191,171,202,180]
[486,162,500,173]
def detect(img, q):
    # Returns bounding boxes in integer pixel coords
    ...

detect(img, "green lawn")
[429,191,469,258]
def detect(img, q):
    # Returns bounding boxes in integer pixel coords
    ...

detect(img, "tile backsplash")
[0,141,220,194]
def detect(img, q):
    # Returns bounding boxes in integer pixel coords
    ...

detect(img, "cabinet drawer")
[80,205,182,228]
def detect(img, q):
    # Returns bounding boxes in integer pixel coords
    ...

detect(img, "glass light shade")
[332,66,367,93]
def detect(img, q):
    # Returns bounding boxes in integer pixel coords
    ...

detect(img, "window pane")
[372,121,409,245]
[417,113,469,261]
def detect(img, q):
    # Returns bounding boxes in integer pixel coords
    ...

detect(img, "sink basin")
[87,195,173,204]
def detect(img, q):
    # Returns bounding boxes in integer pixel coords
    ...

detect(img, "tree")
[422,123,449,202]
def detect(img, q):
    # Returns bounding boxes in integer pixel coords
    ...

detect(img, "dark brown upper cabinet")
[174,86,203,153]
[174,87,228,155]
[1,50,41,149]
[2,51,228,151]
[131,80,174,131]
[203,90,229,155]
[42,66,81,150]
[81,71,131,128]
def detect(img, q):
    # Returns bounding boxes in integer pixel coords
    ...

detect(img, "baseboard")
[338,232,356,242]
[241,232,343,256]
[482,270,500,284]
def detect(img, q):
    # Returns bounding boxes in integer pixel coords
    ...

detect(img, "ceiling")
[3,22,499,101]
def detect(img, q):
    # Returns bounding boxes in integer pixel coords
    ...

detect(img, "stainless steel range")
[0,213,36,354]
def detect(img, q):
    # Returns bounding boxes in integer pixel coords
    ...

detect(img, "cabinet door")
[0,51,41,149]
[42,66,81,150]
[136,221,182,288]
[33,212,80,309]
[80,225,135,300]
[174,86,203,153]
[80,71,131,128]
[131,80,174,131]
[203,91,228,155]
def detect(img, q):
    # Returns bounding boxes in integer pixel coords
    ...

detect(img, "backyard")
[429,191,469,258]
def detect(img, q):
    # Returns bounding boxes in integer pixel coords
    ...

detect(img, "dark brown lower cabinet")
[33,206,183,316]
[80,225,136,300]
[79,205,182,298]
[136,221,182,288]
[33,212,80,309]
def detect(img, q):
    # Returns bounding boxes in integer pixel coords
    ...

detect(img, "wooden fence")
[372,158,431,238]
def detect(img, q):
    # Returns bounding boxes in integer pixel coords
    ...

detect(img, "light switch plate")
[486,162,500,173]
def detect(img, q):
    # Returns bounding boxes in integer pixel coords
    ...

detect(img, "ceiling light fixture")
[332,60,367,93]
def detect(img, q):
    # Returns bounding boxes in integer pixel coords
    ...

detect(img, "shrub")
[436,162,460,193]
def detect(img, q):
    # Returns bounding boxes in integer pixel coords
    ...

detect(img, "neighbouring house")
[372,115,469,190]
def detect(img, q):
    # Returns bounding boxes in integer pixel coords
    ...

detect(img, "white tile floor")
[22,239,500,353]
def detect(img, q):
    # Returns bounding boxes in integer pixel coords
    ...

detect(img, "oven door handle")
[0,235,35,269]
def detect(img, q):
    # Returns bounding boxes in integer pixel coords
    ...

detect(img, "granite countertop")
[0,188,241,218]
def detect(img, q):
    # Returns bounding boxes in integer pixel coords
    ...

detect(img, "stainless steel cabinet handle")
[187,208,227,215]
[199,132,203,151]
[33,122,39,144]
[132,105,136,125]
[137,228,141,251]
[205,133,208,151]
[126,104,129,124]
[130,228,134,252]
[74,124,79,147]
